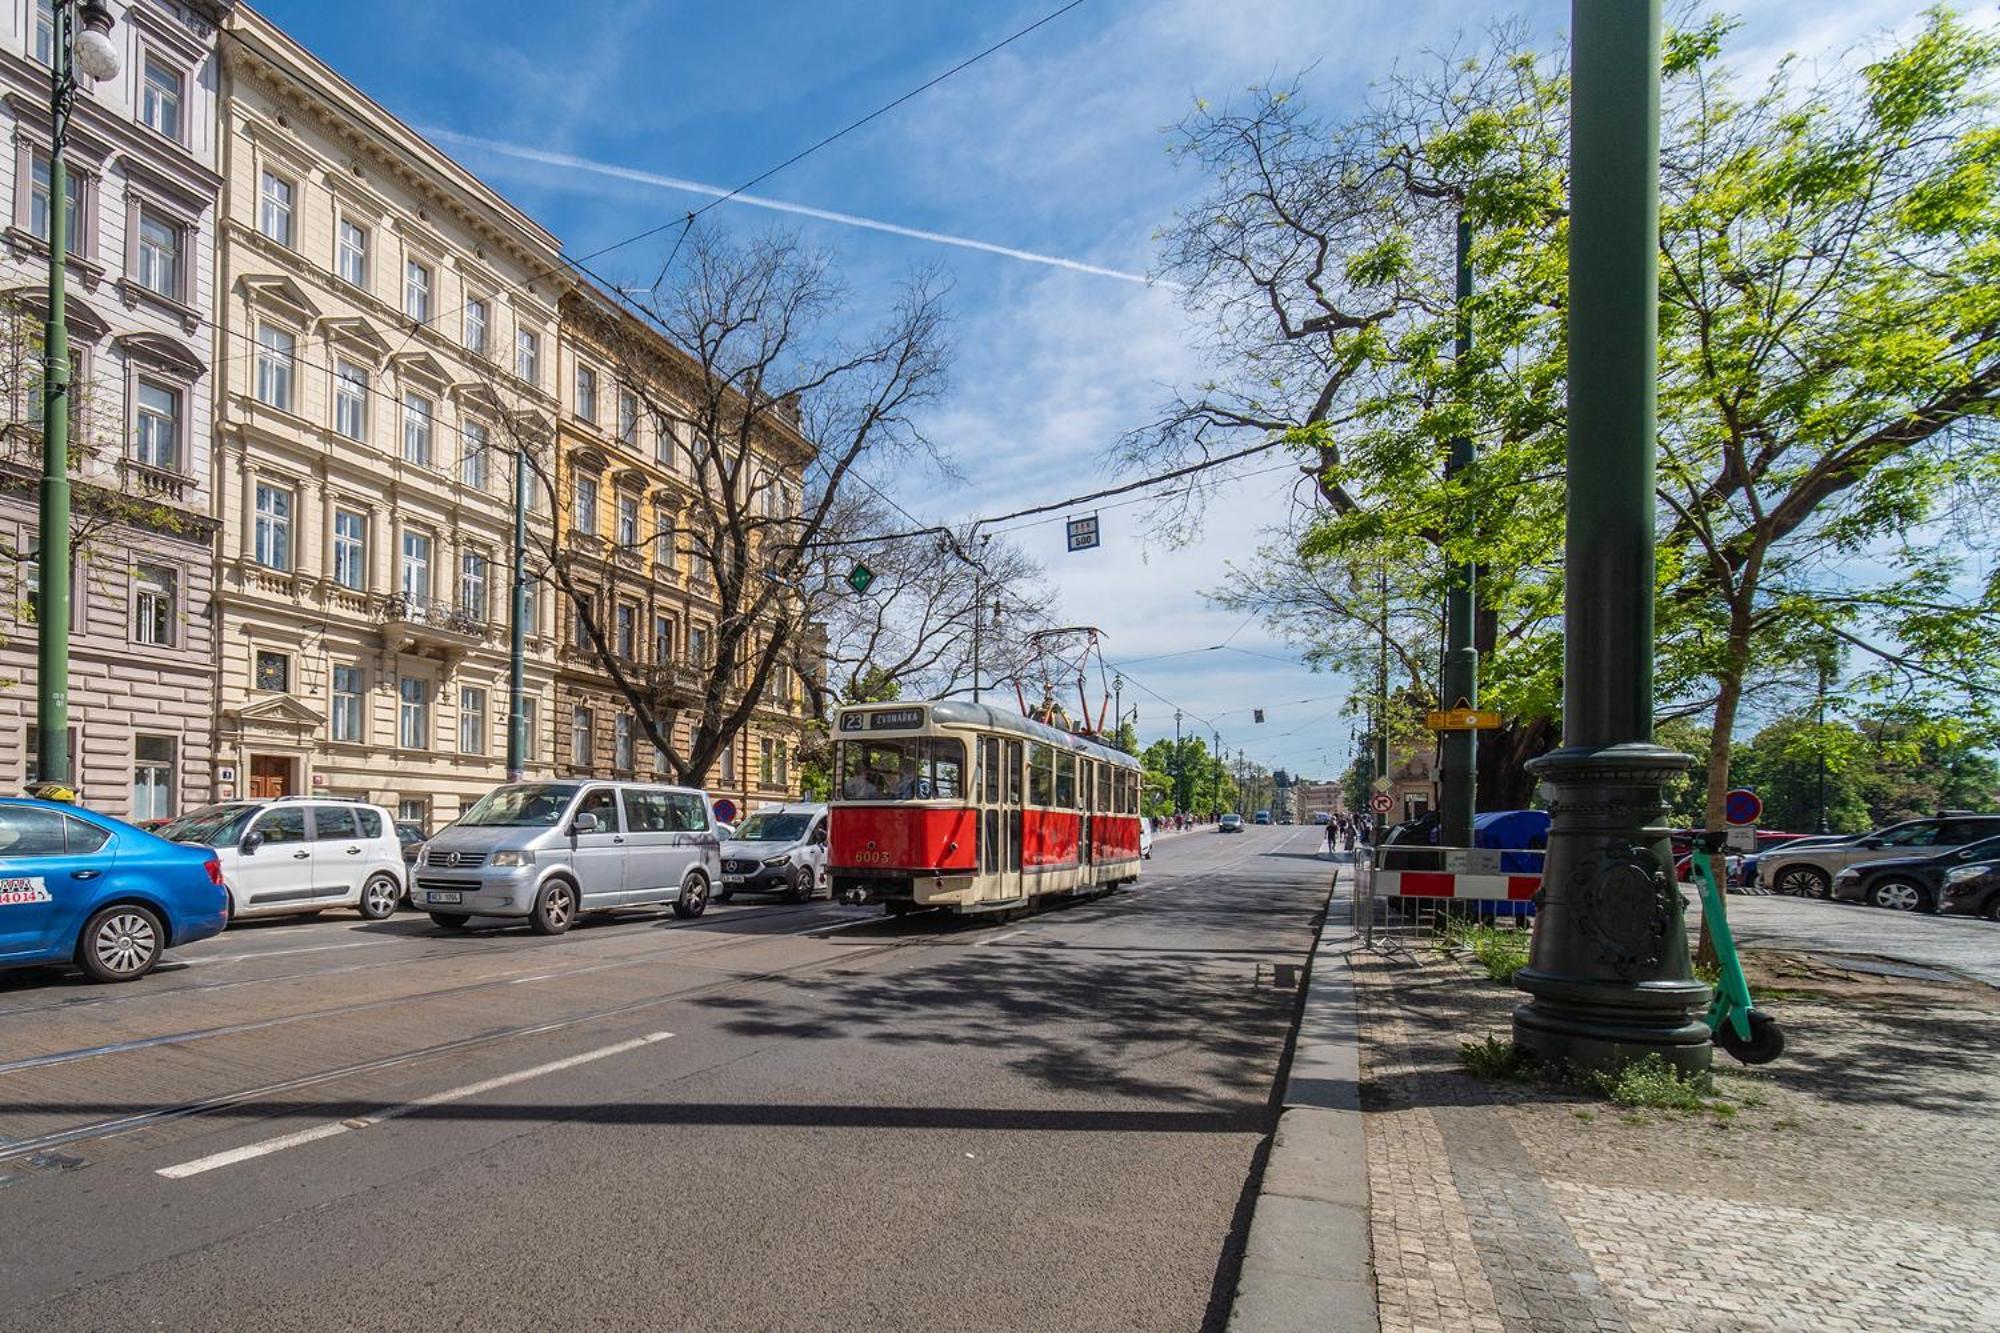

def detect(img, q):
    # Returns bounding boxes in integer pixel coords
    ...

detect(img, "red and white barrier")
[1372,868,1541,902]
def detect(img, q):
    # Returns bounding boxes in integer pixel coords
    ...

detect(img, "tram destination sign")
[868,707,926,731]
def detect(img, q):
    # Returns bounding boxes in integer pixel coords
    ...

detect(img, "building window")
[573,474,598,536]
[653,614,676,662]
[397,797,428,825]
[615,603,636,658]
[515,328,539,384]
[337,219,368,288]
[28,150,80,246]
[520,698,539,762]
[689,624,709,666]
[255,649,290,692]
[333,509,366,590]
[719,741,735,785]
[404,260,431,322]
[141,56,183,140]
[464,298,488,356]
[255,324,295,410]
[459,552,488,618]
[571,705,594,768]
[132,735,175,821]
[402,393,433,467]
[32,0,53,66]
[258,171,294,246]
[617,389,638,446]
[134,380,180,471]
[460,421,489,490]
[459,686,487,756]
[334,361,368,441]
[654,514,675,570]
[614,715,634,772]
[254,483,292,570]
[575,365,597,422]
[331,664,364,741]
[573,592,594,649]
[616,494,638,547]
[777,740,789,788]
[399,677,430,749]
[136,208,181,300]
[400,531,432,601]
[133,565,175,646]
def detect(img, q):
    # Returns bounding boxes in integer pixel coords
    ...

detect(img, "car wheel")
[1714,1009,1786,1065]
[789,867,814,903]
[1868,877,1925,913]
[429,911,470,930]
[672,872,710,919]
[1983,895,2000,924]
[358,874,401,921]
[77,905,164,983]
[1774,866,1830,899]
[529,879,577,935]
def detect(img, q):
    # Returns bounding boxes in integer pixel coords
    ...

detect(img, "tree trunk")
[1695,598,1754,969]
[1477,716,1554,810]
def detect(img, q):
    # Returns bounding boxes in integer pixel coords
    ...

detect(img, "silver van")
[411,781,721,934]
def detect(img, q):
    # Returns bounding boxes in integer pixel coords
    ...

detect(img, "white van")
[717,803,828,902]
[158,798,406,922]
[412,781,721,934]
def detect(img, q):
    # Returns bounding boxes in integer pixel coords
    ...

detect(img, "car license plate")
[722,874,744,885]
[426,890,463,904]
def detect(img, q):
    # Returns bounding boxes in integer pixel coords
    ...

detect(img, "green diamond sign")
[846,562,875,595]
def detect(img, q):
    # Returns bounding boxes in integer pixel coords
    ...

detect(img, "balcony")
[643,659,708,706]
[379,593,492,656]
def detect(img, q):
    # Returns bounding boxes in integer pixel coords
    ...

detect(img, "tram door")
[1078,759,1094,871]
[979,737,1001,878]
[1004,739,1024,896]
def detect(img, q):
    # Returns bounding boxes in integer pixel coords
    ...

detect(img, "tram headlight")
[763,854,792,868]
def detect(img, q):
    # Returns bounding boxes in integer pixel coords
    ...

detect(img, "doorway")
[248,755,294,799]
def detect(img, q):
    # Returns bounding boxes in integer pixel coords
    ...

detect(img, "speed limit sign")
[1369,792,1393,815]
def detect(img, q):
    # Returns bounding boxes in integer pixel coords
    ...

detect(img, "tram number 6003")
[853,850,894,866]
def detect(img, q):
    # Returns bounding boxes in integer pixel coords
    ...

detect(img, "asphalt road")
[1715,892,2000,986]
[0,823,1333,1332]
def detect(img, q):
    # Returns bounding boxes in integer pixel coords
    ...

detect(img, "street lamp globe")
[74,5,121,82]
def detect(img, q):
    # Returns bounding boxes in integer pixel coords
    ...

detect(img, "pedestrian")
[1324,820,1337,855]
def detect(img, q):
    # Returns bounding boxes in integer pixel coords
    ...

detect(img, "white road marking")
[156,1031,675,1179]
[792,916,884,938]
[974,928,1028,948]
[189,940,385,967]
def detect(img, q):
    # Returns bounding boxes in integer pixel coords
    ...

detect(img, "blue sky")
[258,0,1923,780]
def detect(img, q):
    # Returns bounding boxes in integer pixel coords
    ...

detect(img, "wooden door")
[248,755,293,799]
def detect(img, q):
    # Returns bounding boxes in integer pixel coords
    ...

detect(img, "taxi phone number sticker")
[0,877,51,905]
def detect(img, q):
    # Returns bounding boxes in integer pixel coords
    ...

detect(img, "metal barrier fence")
[1352,845,1544,951]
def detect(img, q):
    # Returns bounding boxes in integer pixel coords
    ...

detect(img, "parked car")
[717,803,827,902]
[1752,814,2000,898]
[1219,814,1244,833]
[395,821,429,867]
[1830,834,2000,912]
[1140,819,1155,860]
[412,781,721,934]
[1254,810,1272,825]
[158,798,406,923]
[0,798,228,982]
[1938,861,2000,921]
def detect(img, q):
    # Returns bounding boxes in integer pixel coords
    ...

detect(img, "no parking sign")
[712,798,738,825]
[1724,789,1763,826]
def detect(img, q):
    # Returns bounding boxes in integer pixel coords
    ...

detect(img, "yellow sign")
[1426,708,1503,731]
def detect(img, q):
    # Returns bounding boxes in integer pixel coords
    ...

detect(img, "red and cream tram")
[828,701,1144,914]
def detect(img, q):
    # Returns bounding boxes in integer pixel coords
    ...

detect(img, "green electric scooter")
[1689,829,1786,1064]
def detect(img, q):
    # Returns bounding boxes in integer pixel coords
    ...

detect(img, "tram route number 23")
[0,877,51,906]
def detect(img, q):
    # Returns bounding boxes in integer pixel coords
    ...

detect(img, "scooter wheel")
[1715,1009,1785,1065]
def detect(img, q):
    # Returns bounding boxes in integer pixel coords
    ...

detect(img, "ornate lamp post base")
[1512,742,1712,1076]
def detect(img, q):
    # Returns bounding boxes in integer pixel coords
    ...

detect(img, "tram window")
[839,738,965,801]
[1097,764,1112,813]
[981,738,1000,804]
[1028,743,1054,806]
[1054,753,1076,809]
[1006,741,1022,803]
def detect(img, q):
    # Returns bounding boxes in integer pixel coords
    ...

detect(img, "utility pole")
[506,445,529,780]
[1211,726,1221,819]
[1375,563,1391,841]
[1173,708,1183,814]
[970,565,982,704]
[1512,0,1711,1077]
[1815,656,1829,834]
[33,2,119,789]
[1439,210,1479,850]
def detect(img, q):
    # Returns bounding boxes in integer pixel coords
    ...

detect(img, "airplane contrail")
[425,127,1167,288]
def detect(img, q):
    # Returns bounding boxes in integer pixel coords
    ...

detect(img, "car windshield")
[158,804,258,848]
[457,783,580,828]
[735,813,812,842]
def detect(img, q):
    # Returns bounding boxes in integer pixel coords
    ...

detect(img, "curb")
[1227,870,1377,1332]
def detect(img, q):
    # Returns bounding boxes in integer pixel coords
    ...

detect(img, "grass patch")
[1571,1108,1596,1122]
[1459,1034,1534,1080]
[1591,1054,1715,1112]
[1441,921,1532,983]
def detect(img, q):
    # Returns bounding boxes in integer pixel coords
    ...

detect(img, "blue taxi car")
[0,798,229,983]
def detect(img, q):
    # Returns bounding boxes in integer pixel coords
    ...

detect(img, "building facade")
[0,0,227,819]
[209,7,564,827]
[552,284,813,817]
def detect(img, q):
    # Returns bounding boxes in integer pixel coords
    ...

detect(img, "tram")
[828,700,1144,915]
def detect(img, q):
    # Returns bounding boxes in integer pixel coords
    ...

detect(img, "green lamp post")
[1510,0,1712,1076]
[34,0,122,789]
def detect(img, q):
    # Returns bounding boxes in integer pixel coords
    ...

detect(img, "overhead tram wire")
[206,1,1090,387]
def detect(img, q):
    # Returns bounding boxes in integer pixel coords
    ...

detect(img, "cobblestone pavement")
[1356,943,2000,1333]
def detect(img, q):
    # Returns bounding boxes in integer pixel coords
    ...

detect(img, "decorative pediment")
[651,487,688,512]
[239,274,321,326]
[449,380,505,414]
[387,348,450,387]
[233,693,324,729]
[3,286,110,342]
[570,446,610,474]
[113,330,206,378]
[614,467,650,492]
[314,315,390,359]
[242,116,319,182]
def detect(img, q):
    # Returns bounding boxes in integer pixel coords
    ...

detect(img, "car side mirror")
[572,811,600,835]
[240,831,264,855]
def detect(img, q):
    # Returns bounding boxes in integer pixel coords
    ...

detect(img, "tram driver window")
[839,739,964,801]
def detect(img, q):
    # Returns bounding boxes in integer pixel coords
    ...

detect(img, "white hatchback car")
[159,798,407,923]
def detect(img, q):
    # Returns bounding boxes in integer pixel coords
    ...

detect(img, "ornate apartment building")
[553,284,812,817]
[209,7,565,826]
[0,0,227,819]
